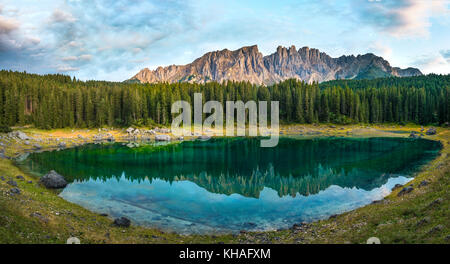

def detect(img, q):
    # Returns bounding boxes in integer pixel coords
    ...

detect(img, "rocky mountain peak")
[129,45,422,85]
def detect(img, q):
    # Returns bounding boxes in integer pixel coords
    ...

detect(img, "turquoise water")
[17,137,441,234]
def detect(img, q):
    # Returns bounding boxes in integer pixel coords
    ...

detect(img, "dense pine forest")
[0,70,448,129]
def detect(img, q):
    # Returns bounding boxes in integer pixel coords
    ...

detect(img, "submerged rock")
[126,142,140,148]
[39,170,68,189]
[198,135,211,140]
[113,217,131,227]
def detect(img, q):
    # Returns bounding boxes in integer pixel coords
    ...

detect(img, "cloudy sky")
[0,0,449,81]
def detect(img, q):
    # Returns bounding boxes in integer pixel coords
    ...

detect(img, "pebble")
[418,180,429,188]
[427,198,443,208]
[6,180,17,187]
[428,225,444,234]
[397,186,414,197]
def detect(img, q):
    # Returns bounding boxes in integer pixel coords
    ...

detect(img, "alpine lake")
[15,136,442,234]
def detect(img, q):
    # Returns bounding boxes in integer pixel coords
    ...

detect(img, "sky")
[0,0,449,81]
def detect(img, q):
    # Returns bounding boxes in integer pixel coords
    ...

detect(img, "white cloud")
[57,65,79,72]
[67,41,79,47]
[50,9,77,23]
[358,0,449,38]
[368,41,393,60]
[0,16,19,34]
[413,53,450,74]
[62,56,78,61]
[79,54,92,61]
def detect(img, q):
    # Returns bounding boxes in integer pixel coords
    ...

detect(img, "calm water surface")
[17,137,441,234]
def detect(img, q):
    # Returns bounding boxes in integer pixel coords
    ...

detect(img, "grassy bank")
[0,124,448,244]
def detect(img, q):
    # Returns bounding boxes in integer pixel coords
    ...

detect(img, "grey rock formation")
[8,131,31,140]
[129,45,422,85]
[39,170,68,189]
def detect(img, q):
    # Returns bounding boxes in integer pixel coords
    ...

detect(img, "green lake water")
[16,137,441,234]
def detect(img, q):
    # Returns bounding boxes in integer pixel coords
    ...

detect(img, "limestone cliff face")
[129,45,422,85]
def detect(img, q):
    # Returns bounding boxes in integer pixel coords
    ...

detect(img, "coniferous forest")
[0,70,448,129]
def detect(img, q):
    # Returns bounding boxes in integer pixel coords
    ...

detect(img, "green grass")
[0,125,448,244]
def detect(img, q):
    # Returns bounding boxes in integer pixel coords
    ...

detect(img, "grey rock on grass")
[397,186,414,197]
[39,170,68,189]
[155,134,171,141]
[418,180,429,188]
[10,187,20,195]
[426,127,437,135]
[113,217,131,227]
[391,184,403,191]
[6,180,17,187]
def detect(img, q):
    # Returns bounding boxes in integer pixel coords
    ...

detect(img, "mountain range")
[128,45,422,85]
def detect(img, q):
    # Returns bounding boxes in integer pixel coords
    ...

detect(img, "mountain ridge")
[129,45,422,85]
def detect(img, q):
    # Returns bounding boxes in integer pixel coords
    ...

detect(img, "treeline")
[0,70,448,129]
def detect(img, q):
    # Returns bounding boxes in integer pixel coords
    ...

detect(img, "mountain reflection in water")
[18,137,441,198]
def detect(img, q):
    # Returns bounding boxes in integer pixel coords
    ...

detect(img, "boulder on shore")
[39,170,68,189]
[33,144,42,149]
[426,127,437,135]
[15,131,30,140]
[155,134,171,141]
[397,186,414,197]
[409,132,420,139]
[113,217,131,227]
